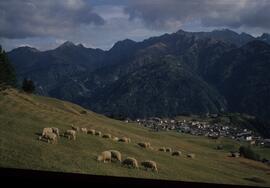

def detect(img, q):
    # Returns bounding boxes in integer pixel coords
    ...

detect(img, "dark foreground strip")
[0,167,254,188]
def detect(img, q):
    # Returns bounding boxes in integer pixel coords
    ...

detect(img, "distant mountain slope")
[6,29,270,121]
[205,40,270,120]
[8,42,105,95]
[88,55,227,118]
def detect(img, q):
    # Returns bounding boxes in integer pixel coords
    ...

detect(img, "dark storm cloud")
[0,0,105,39]
[124,0,270,30]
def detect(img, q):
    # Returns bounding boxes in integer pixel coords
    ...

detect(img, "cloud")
[124,0,270,30]
[0,0,105,39]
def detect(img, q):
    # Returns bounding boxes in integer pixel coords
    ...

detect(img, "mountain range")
[6,29,270,120]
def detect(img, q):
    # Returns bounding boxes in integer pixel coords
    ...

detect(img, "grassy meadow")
[0,88,270,187]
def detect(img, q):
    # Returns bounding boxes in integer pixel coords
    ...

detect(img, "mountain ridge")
[6,29,270,121]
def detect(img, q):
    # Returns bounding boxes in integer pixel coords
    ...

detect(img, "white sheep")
[81,128,88,133]
[52,127,60,137]
[71,124,80,132]
[141,160,158,172]
[43,132,58,144]
[95,131,102,137]
[97,151,111,163]
[187,153,195,159]
[42,127,53,137]
[64,130,76,140]
[172,151,182,156]
[102,134,111,139]
[122,157,138,168]
[87,129,95,135]
[109,150,122,162]
[118,137,129,143]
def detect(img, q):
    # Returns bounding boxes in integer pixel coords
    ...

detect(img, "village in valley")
[125,114,270,149]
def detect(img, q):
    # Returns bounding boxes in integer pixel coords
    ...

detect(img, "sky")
[1,0,270,51]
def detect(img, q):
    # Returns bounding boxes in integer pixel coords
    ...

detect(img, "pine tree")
[22,78,35,93]
[0,46,17,88]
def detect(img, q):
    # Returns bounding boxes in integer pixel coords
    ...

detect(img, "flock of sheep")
[38,124,196,173]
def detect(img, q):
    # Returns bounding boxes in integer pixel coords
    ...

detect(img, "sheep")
[172,151,182,156]
[52,127,60,137]
[122,157,138,169]
[187,153,195,159]
[165,147,172,153]
[109,150,122,162]
[112,137,119,141]
[159,147,166,152]
[71,125,80,132]
[149,146,154,150]
[42,127,53,137]
[81,128,88,134]
[43,132,58,144]
[118,137,129,143]
[138,142,151,148]
[97,151,111,163]
[64,130,76,140]
[141,160,158,172]
[127,138,131,143]
[102,134,111,139]
[87,129,95,135]
[95,131,102,137]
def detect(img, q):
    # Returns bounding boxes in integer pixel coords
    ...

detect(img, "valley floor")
[0,89,270,187]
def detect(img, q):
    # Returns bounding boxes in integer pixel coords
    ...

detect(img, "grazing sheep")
[119,137,129,143]
[159,147,166,152]
[187,153,195,159]
[87,129,95,135]
[43,132,57,144]
[112,137,119,141]
[81,128,88,133]
[97,151,111,163]
[172,151,182,156]
[138,142,147,148]
[122,157,138,168]
[42,127,53,137]
[165,147,172,153]
[95,131,102,137]
[138,142,151,148]
[71,125,80,132]
[231,152,240,158]
[141,160,158,172]
[102,134,112,139]
[52,127,60,137]
[64,130,76,140]
[109,150,122,162]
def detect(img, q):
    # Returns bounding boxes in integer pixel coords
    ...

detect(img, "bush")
[239,146,261,161]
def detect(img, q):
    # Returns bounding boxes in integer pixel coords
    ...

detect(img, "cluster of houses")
[125,117,270,148]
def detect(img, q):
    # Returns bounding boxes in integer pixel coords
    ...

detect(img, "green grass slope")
[0,88,270,186]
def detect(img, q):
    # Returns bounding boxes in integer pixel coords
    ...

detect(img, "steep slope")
[8,42,105,95]
[0,88,270,187]
[204,40,270,120]
[88,56,227,119]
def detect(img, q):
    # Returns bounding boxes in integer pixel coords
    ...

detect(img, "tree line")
[0,46,35,93]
